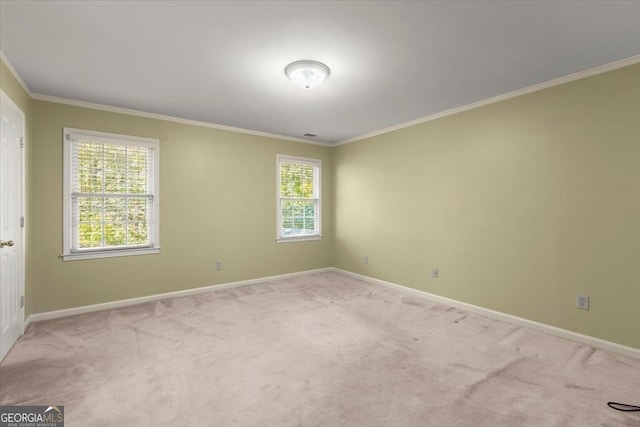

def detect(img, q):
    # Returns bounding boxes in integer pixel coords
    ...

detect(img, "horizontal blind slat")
[69,135,156,251]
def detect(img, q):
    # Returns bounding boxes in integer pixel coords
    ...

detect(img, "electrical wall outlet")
[432,268,439,279]
[215,260,222,270]
[364,255,369,264]
[576,294,589,311]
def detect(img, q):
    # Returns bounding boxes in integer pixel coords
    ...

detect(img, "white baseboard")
[333,268,640,361]
[25,267,333,328]
[23,266,639,361]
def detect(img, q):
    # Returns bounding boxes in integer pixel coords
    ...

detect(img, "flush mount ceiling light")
[285,60,330,89]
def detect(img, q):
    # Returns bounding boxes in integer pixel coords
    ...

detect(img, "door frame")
[0,88,26,360]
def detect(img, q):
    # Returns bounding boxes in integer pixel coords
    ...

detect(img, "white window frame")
[276,155,322,243]
[63,128,160,261]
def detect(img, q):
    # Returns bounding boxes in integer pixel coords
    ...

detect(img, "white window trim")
[62,128,160,261]
[276,154,322,243]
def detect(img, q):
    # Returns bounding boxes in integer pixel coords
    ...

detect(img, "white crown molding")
[2,49,329,146]
[7,49,638,148]
[335,54,640,146]
[0,50,33,97]
[24,267,334,329]
[31,93,332,146]
[334,268,640,361]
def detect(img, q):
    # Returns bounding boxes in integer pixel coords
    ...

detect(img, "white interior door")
[0,89,25,361]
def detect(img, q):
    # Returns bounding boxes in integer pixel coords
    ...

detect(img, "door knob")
[0,240,15,248]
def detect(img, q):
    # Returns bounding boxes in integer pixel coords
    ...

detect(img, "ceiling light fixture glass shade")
[285,60,330,89]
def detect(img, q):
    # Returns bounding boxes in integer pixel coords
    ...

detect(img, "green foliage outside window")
[75,141,151,249]
[280,163,317,236]
[280,163,315,198]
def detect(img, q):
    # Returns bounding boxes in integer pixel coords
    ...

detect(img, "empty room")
[1,1,639,426]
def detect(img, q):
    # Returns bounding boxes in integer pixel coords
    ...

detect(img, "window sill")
[62,247,160,261]
[276,235,322,244]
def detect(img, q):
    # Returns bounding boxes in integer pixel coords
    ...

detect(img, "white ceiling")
[1,1,639,144]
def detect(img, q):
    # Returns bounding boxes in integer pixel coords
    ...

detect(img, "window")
[63,128,160,260]
[277,155,322,242]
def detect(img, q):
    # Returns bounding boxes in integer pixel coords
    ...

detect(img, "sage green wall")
[5,57,639,350]
[30,100,332,313]
[1,61,31,114]
[333,64,640,349]
[1,59,32,316]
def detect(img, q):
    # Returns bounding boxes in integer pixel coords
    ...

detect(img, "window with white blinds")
[277,155,321,242]
[63,128,160,260]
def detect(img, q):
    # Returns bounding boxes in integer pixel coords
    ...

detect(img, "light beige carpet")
[1,271,638,426]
